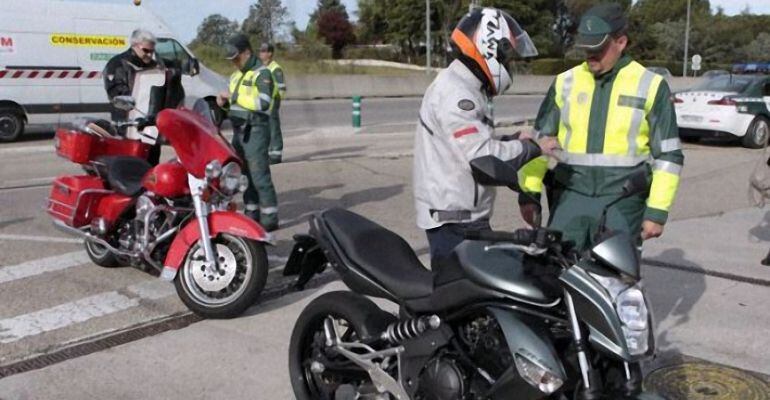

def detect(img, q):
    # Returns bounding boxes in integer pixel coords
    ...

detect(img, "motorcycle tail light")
[514,354,563,394]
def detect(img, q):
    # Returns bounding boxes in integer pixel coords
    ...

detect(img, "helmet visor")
[513,30,538,58]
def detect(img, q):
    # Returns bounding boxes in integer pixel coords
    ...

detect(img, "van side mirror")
[184,58,200,76]
[112,96,136,111]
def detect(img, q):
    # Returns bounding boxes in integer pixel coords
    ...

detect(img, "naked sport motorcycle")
[286,155,664,399]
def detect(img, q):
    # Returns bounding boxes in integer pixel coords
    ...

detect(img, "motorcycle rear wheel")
[288,291,396,400]
[84,239,122,268]
[174,234,267,319]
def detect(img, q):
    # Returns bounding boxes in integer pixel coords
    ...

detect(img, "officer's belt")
[430,209,472,223]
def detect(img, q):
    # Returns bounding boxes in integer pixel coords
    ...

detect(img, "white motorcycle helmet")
[451,7,538,96]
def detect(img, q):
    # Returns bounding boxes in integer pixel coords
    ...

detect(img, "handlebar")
[465,228,562,248]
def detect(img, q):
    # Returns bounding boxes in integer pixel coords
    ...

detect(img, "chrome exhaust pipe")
[52,219,138,258]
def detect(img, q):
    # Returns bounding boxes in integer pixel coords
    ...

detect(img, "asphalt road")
[0,96,768,398]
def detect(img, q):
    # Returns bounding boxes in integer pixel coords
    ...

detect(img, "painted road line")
[0,291,139,344]
[0,145,51,156]
[0,234,82,244]
[0,176,56,190]
[0,251,90,284]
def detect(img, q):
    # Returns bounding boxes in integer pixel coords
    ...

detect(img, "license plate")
[681,115,703,123]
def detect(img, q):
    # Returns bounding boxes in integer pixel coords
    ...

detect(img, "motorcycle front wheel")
[288,291,397,400]
[174,234,268,319]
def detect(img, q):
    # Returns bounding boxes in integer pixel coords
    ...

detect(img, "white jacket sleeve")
[438,95,541,165]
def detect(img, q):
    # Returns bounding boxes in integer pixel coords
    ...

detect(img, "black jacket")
[103,49,184,121]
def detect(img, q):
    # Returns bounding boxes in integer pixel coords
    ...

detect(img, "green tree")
[190,14,239,47]
[310,0,349,26]
[742,32,770,61]
[242,0,291,44]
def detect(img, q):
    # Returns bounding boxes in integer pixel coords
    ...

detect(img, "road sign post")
[692,54,702,77]
[352,96,362,133]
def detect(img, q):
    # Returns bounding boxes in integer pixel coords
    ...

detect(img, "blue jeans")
[426,219,491,262]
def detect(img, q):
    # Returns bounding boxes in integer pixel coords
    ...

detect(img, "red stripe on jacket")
[453,126,479,139]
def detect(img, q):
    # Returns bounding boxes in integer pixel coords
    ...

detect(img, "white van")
[0,0,227,142]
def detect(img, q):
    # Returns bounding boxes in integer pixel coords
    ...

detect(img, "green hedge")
[529,58,583,75]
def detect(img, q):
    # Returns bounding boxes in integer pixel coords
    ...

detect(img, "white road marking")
[0,145,52,156]
[0,233,82,244]
[0,291,139,344]
[0,251,90,284]
[126,280,175,301]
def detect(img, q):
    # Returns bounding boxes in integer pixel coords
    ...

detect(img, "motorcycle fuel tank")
[142,160,189,198]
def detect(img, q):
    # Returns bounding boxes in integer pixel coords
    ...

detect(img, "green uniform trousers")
[231,114,278,226]
[268,97,283,164]
[548,188,645,252]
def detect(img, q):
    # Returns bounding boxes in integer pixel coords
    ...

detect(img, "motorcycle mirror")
[470,156,521,191]
[112,96,136,111]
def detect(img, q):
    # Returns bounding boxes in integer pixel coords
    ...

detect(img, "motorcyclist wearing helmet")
[414,7,560,262]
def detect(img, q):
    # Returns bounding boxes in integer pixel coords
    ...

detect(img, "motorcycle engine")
[417,356,465,400]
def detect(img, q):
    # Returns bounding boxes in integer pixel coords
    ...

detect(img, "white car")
[674,74,770,148]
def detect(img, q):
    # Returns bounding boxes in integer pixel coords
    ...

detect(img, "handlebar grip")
[464,229,536,245]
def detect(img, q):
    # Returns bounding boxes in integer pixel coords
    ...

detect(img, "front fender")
[485,307,566,399]
[161,211,272,280]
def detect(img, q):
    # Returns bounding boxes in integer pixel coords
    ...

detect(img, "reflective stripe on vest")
[267,61,284,99]
[554,61,663,167]
[229,66,271,113]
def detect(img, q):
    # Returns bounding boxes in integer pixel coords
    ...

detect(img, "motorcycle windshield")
[156,108,240,179]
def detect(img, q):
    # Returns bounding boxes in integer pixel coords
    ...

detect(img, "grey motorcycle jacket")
[413,60,541,230]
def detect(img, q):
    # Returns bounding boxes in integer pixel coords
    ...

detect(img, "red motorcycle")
[47,97,270,318]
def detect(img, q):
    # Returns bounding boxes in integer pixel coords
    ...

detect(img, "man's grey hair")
[129,29,156,46]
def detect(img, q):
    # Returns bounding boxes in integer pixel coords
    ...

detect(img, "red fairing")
[142,160,190,198]
[156,109,240,179]
[163,211,270,269]
[95,194,134,226]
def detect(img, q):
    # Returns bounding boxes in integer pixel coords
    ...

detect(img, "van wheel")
[0,108,24,142]
[742,116,769,149]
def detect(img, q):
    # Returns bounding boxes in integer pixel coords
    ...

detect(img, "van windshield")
[693,75,758,93]
[156,38,191,70]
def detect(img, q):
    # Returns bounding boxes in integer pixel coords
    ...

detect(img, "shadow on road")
[278,183,404,231]
[644,248,707,366]
[282,145,367,163]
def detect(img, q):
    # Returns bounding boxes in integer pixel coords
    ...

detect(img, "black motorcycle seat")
[319,208,433,300]
[96,156,152,197]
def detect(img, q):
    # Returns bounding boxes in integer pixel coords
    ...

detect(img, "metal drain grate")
[0,272,339,379]
[645,362,770,400]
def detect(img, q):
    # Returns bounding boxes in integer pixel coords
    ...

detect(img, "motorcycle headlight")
[205,160,222,180]
[589,273,650,356]
[514,354,564,394]
[220,162,243,195]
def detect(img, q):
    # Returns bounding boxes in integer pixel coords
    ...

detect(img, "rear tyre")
[175,234,268,318]
[0,108,24,142]
[84,239,122,268]
[742,116,769,149]
[288,291,396,400]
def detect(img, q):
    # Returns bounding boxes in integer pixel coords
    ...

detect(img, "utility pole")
[683,0,691,77]
[426,0,431,73]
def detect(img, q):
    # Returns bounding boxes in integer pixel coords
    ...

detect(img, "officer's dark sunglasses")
[141,47,155,55]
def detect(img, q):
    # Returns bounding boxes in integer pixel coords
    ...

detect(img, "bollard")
[352,96,361,133]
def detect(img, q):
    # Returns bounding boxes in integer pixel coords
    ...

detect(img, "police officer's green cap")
[224,34,252,60]
[575,3,627,51]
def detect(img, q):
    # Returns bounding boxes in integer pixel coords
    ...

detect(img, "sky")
[61,0,770,45]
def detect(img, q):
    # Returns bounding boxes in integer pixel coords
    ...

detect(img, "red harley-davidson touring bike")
[47,97,270,318]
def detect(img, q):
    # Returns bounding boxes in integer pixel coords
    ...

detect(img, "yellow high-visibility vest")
[267,60,285,100]
[228,65,272,115]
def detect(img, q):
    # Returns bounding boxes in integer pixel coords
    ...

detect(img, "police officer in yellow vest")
[258,43,286,165]
[217,34,279,231]
[519,3,683,251]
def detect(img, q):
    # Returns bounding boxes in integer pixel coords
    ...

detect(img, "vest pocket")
[617,95,646,109]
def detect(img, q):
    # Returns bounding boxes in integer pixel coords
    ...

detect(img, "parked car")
[674,74,770,148]
[702,69,729,79]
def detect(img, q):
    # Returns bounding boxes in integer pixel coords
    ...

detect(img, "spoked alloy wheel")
[175,234,267,318]
[289,291,397,400]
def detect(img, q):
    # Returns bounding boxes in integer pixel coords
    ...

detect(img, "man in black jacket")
[103,29,184,164]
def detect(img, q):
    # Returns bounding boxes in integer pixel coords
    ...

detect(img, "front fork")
[189,174,217,272]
